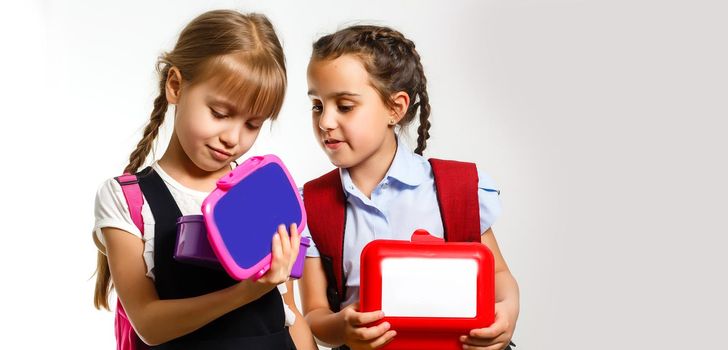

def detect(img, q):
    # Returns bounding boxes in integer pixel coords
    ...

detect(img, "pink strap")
[115,173,145,236]
[114,173,148,349]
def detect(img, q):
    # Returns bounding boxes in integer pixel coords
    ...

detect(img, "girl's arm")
[282,280,317,350]
[299,257,394,349]
[103,224,299,346]
[461,228,520,349]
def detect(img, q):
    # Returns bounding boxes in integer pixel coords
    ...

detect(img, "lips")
[208,145,232,160]
[323,138,343,150]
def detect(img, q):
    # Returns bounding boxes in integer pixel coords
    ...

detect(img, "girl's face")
[307,54,396,169]
[170,73,267,172]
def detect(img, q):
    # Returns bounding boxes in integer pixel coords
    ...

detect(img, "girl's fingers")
[277,224,291,260]
[347,310,386,326]
[288,223,300,269]
[270,232,283,269]
[468,319,506,339]
[460,329,510,347]
[369,330,397,348]
[353,322,391,340]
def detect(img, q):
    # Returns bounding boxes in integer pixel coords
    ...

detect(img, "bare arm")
[460,228,519,349]
[481,228,520,321]
[282,280,317,350]
[299,257,393,349]
[299,257,347,346]
[103,224,298,345]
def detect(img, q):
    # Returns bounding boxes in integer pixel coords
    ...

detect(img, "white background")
[0,0,726,349]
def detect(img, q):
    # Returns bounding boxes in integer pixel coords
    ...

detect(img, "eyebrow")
[307,90,361,98]
[208,97,238,113]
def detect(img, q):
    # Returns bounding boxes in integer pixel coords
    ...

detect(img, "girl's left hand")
[460,301,516,350]
[256,223,301,285]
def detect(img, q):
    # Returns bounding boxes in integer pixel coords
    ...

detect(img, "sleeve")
[277,283,296,326]
[299,187,321,258]
[477,169,503,234]
[93,178,144,248]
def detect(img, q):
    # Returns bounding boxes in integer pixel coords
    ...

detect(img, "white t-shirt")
[93,162,294,325]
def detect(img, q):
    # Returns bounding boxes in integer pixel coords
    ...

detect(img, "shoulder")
[95,176,125,207]
[93,175,144,236]
[302,168,342,196]
[475,167,500,195]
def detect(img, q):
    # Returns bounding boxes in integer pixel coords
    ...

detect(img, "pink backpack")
[114,173,150,350]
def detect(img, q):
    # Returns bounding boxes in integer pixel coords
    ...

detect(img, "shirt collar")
[386,134,429,187]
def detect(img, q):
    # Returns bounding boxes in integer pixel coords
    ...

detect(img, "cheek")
[237,128,261,153]
[350,109,388,144]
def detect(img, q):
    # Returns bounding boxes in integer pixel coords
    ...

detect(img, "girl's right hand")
[339,302,397,350]
[255,223,301,285]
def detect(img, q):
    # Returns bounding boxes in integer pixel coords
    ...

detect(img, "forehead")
[189,79,244,111]
[307,54,371,95]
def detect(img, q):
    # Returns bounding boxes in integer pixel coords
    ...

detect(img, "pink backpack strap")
[115,173,145,234]
[113,172,147,350]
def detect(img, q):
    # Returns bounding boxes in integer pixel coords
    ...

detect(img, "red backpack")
[303,159,482,312]
[113,173,150,350]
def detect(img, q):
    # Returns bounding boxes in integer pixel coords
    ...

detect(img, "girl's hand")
[339,302,396,350]
[460,301,516,350]
[255,223,301,285]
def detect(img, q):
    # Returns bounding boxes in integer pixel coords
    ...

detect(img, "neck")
[158,132,230,192]
[348,132,398,198]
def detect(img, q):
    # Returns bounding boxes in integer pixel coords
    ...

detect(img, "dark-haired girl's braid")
[410,49,430,156]
[124,63,171,174]
[394,36,431,156]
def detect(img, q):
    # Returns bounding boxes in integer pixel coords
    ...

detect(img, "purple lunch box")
[174,215,221,269]
[174,214,310,278]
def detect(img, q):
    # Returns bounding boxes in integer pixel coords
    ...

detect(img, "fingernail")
[279,224,285,231]
[382,322,390,330]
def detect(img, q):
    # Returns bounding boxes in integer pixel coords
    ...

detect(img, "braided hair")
[312,25,431,155]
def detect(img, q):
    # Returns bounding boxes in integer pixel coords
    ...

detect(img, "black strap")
[136,167,183,231]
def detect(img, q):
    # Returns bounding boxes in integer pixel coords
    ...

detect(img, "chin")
[327,155,357,169]
[193,158,227,173]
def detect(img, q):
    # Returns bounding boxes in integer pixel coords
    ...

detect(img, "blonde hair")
[93,10,287,310]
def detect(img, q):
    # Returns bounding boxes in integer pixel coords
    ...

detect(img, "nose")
[318,106,338,131]
[219,122,241,149]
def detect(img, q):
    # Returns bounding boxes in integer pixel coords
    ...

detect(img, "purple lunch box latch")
[290,236,310,279]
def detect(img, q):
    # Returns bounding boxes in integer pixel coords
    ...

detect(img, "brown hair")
[93,10,287,310]
[311,25,431,155]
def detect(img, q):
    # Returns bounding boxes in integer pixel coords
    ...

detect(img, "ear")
[165,66,183,105]
[389,91,410,125]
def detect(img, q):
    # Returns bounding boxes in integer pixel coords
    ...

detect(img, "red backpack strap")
[115,173,145,234]
[303,169,347,312]
[429,159,481,242]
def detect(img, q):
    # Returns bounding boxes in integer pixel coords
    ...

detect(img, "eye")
[246,122,262,130]
[210,108,228,119]
[311,104,323,113]
[338,105,354,113]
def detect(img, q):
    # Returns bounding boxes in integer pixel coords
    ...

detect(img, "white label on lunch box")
[380,258,478,318]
